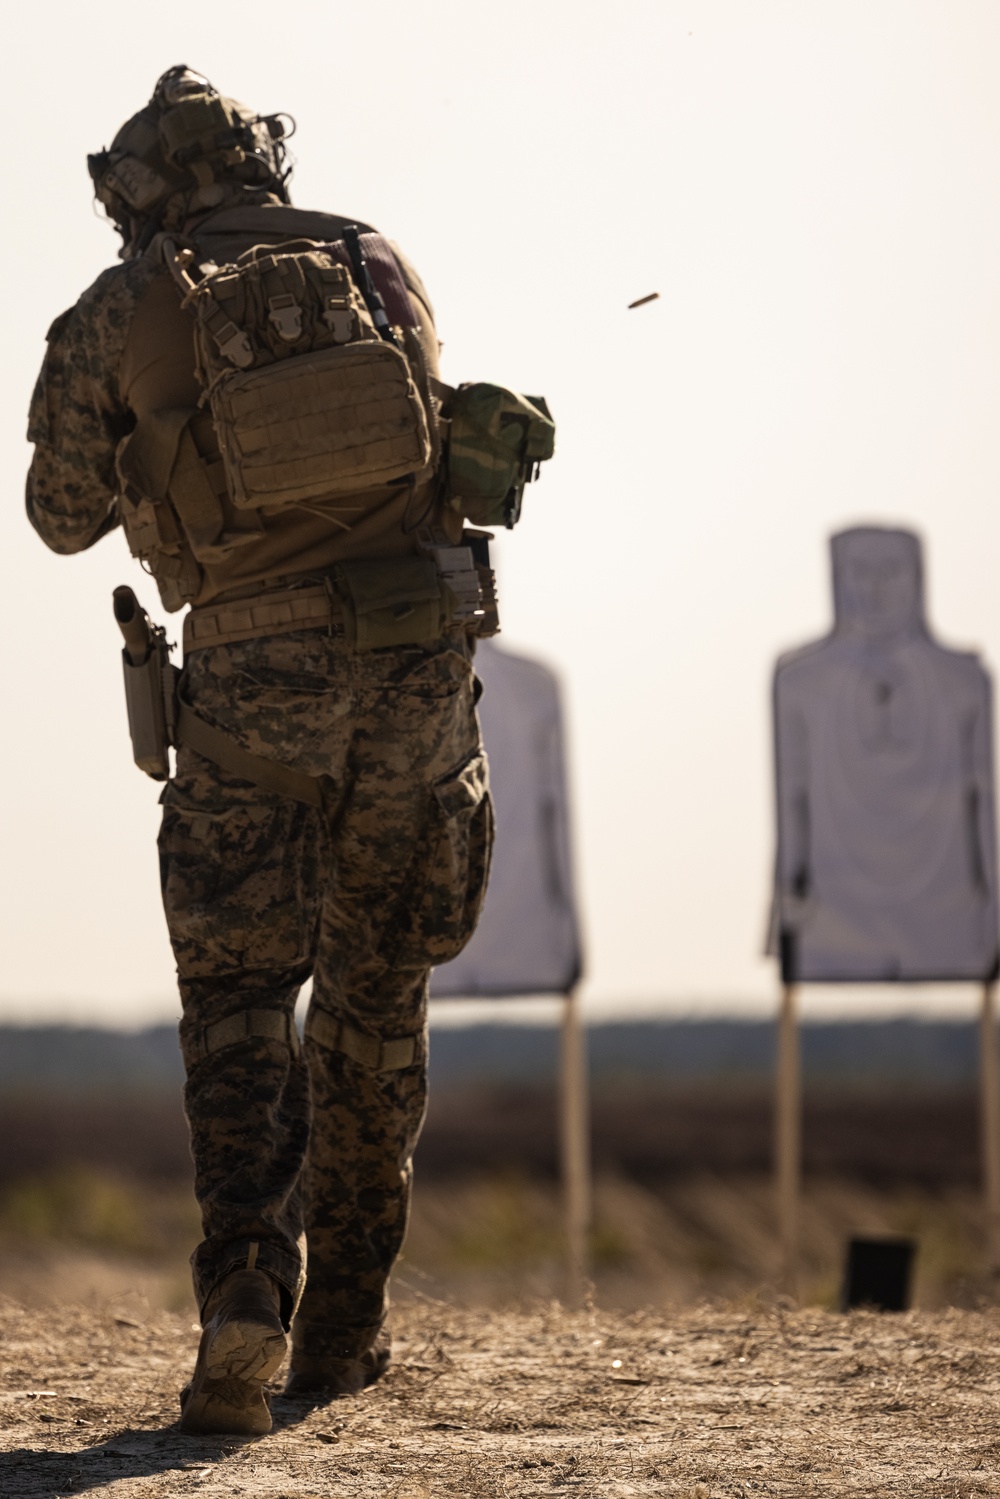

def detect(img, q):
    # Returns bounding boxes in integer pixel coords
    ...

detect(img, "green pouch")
[445,383,555,528]
[333,556,446,650]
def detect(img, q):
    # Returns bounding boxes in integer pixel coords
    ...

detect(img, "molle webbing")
[184,583,343,652]
[307,1011,422,1072]
[191,214,421,328]
[169,235,433,513]
[186,1009,301,1066]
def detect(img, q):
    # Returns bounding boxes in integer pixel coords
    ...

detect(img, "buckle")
[215,322,253,369]
[323,297,356,343]
[268,293,303,342]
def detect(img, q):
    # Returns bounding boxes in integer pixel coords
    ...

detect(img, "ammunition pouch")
[441,383,555,529]
[332,556,448,650]
[424,531,500,639]
[332,536,501,650]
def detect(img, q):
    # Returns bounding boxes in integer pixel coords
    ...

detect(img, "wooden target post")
[777,980,1000,1293]
[775,983,801,1295]
[559,988,591,1303]
[980,982,1000,1274]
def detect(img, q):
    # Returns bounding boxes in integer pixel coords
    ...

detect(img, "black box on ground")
[842,1235,916,1311]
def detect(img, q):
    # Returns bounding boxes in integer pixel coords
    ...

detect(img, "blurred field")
[0,1077,995,1316]
[1,1017,995,1320]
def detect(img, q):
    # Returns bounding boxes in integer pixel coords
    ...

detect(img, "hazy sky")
[4,0,1000,1025]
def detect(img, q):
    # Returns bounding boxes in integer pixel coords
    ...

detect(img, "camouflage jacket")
[27,255,156,556]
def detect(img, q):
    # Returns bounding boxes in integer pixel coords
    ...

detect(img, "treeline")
[0,1016,984,1092]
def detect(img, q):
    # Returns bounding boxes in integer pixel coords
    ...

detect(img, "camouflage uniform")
[27,204,493,1358]
[167,628,489,1352]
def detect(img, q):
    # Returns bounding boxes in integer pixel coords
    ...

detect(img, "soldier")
[25,66,504,1436]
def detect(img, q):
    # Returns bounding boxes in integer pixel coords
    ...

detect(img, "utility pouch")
[332,556,446,650]
[114,587,179,780]
[443,383,555,528]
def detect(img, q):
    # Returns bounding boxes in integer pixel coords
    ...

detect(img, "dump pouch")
[443,384,555,528]
[332,556,446,650]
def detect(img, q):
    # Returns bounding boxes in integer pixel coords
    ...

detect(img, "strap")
[307,1010,421,1071]
[428,376,456,406]
[168,423,230,551]
[187,1008,301,1066]
[183,583,342,651]
[175,698,322,808]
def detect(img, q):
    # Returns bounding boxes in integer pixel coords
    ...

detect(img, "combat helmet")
[88,66,294,258]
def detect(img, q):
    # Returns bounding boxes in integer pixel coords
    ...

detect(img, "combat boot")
[283,1326,391,1398]
[179,1269,287,1435]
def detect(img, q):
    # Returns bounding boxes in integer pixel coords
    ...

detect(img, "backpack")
[164,231,434,513]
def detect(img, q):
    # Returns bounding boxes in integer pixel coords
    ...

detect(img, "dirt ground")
[3,1294,1000,1498]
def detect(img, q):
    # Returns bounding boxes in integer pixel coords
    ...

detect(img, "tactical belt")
[177,586,337,807]
[183,583,343,652]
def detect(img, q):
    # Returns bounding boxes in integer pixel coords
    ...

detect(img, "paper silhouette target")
[770,526,999,983]
[432,639,583,999]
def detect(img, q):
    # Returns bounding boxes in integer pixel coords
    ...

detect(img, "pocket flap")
[433,747,489,819]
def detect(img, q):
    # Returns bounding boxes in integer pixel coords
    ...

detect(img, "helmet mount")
[88,66,295,257]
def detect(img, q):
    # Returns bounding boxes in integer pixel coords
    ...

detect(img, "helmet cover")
[88,65,294,256]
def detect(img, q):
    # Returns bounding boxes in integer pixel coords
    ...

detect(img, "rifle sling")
[175,699,323,808]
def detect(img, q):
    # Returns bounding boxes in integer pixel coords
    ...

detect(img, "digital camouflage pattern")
[25,259,158,555]
[25,180,495,1370]
[163,626,492,1353]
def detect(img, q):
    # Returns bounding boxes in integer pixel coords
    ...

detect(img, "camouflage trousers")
[158,628,491,1358]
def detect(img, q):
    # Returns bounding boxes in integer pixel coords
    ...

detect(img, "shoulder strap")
[190,204,375,244]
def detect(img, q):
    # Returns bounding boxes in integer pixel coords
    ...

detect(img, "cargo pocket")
[158,780,319,979]
[392,746,494,969]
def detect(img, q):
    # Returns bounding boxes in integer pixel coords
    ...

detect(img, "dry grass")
[0,1167,996,1319]
[402,1172,994,1311]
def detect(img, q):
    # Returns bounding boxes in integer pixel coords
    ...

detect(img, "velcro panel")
[307,1009,420,1071]
[212,342,432,508]
[189,1008,301,1065]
